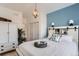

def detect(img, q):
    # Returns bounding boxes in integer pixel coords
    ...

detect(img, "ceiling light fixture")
[32,3,39,18]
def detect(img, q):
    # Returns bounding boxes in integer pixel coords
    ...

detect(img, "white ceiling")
[0,3,74,18]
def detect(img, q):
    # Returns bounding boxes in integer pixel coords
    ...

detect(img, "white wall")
[0,7,24,29]
[22,18,28,38]
[39,12,47,39]
[25,13,40,40]
[25,10,47,40]
[0,6,47,40]
[0,6,47,41]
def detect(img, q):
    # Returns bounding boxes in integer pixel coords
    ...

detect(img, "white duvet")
[16,37,78,56]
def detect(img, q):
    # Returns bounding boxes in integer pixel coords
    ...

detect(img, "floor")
[0,50,18,56]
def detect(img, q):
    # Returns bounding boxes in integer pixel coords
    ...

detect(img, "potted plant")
[18,28,26,45]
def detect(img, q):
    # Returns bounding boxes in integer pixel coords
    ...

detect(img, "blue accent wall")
[47,4,79,27]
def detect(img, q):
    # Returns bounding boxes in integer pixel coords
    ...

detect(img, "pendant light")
[32,3,39,18]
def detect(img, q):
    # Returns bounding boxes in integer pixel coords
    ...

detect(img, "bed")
[16,35,78,56]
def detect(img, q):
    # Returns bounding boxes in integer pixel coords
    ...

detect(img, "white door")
[33,22,39,40]
[9,23,18,42]
[29,22,39,40]
[0,22,8,43]
[29,23,33,41]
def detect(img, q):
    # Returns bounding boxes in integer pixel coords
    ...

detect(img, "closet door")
[9,23,18,42]
[29,22,39,40]
[33,22,39,40]
[29,23,33,40]
[0,22,8,44]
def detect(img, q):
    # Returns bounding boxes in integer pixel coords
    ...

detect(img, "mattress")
[16,39,78,56]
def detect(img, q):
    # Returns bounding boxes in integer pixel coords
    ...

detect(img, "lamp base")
[52,25,54,27]
[69,23,73,26]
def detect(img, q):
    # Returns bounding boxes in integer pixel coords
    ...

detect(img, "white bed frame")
[16,48,24,56]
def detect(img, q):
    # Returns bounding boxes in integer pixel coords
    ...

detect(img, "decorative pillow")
[49,34,61,42]
[60,35,73,42]
[34,41,47,48]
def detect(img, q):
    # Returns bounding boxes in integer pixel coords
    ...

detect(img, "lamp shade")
[32,8,39,18]
[51,22,55,27]
[32,3,39,18]
[69,20,74,26]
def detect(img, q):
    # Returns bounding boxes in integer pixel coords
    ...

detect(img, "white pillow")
[60,35,73,42]
[49,34,61,42]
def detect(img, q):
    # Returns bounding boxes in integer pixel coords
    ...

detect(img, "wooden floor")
[0,50,18,56]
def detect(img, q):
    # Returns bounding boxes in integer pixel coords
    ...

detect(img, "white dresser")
[0,22,18,54]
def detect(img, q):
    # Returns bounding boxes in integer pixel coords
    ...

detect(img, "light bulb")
[52,22,55,25]
[32,9,39,18]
